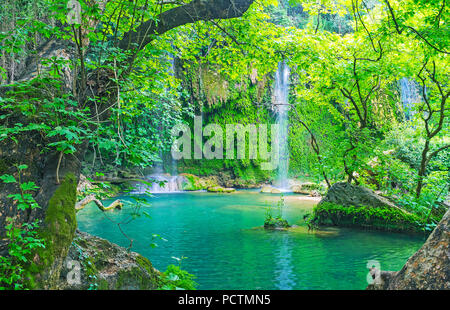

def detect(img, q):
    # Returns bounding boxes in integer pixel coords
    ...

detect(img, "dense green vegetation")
[0,0,448,290]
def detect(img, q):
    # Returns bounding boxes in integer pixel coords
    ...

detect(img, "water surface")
[76,191,425,289]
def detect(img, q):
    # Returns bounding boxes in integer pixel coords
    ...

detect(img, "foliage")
[159,256,197,290]
[264,196,290,228]
[0,165,45,290]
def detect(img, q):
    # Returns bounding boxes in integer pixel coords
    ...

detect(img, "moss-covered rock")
[260,185,281,193]
[260,185,274,193]
[57,230,161,290]
[292,182,325,196]
[311,182,427,233]
[207,186,236,193]
[313,202,426,233]
[264,217,290,230]
[26,173,78,289]
[177,161,268,189]
[180,173,219,191]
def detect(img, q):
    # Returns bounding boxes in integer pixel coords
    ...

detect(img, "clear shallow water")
[76,191,425,290]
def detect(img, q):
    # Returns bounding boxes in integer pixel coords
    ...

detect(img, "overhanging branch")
[117,0,255,52]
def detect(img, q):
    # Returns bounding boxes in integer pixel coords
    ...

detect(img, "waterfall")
[133,174,186,193]
[399,78,421,120]
[273,61,291,189]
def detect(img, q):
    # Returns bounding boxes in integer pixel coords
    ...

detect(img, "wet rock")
[291,185,309,195]
[58,230,160,290]
[179,173,219,191]
[260,185,282,193]
[292,182,323,196]
[320,182,398,209]
[367,208,450,290]
[264,217,290,230]
[260,185,274,193]
[313,182,424,232]
[207,186,236,193]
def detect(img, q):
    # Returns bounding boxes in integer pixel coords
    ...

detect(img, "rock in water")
[313,182,425,232]
[320,182,397,209]
[264,218,290,229]
[368,208,450,290]
[58,230,160,290]
[260,185,274,193]
[207,186,236,193]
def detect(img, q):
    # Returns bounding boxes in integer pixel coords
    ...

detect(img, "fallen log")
[75,194,123,211]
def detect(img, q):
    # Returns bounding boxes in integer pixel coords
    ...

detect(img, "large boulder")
[291,182,323,196]
[313,182,425,232]
[264,217,290,230]
[260,185,281,194]
[57,230,160,290]
[367,208,450,290]
[320,182,397,208]
[179,173,219,191]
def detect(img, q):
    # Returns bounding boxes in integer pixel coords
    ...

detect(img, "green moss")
[264,217,290,229]
[97,279,109,290]
[312,202,426,233]
[116,266,157,290]
[300,183,322,191]
[26,173,78,288]
[114,255,160,289]
[207,186,235,193]
[181,174,201,190]
[180,173,219,191]
[83,257,98,277]
[135,255,154,274]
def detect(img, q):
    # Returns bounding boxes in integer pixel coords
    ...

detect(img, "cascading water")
[273,61,291,189]
[133,174,186,193]
[399,78,421,120]
[134,54,181,193]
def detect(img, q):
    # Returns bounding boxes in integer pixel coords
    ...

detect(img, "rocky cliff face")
[57,230,161,290]
[368,208,449,290]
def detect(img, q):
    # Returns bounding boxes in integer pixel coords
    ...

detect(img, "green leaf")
[0,174,16,184]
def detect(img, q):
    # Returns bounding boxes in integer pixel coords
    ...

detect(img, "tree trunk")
[415,139,430,198]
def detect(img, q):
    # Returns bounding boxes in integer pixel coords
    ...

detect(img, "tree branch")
[117,0,255,52]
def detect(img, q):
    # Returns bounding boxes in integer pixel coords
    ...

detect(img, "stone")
[57,230,160,290]
[207,186,236,193]
[292,182,323,195]
[291,185,309,195]
[320,182,398,209]
[312,182,425,232]
[179,173,219,191]
[260,185,274,193]
[264,218,290,230]
[367,208,450,290]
